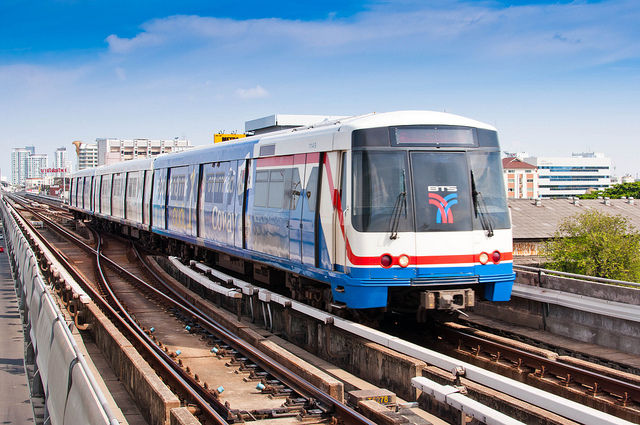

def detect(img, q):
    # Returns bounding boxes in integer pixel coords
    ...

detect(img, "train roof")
[335,110,497,132]
[93,157,154,175]
[72,168,96,178]
[72,111,497,172]
[152,138,259,168]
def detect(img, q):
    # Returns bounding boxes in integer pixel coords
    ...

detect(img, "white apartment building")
[53,146,72,177]
[11,146,46,185]
[27,154,48,180]
[11,148,30,185]
[73,141,98,170]
[523,152,611,198]
[96,138,192,166]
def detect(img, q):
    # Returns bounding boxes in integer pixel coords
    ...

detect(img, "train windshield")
[468,151,511,230]
[352,150,510,233]
[352,151,414,233]
[411,152,472,232]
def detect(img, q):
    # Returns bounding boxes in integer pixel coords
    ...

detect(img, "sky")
[1,0,639,180]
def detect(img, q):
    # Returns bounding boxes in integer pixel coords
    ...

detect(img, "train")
[69,111,515,321]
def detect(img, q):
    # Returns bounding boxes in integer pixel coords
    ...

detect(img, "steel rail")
[13,195,375,425]
[92,234,230,424]
[125,242,376,425]
[8,196,229,424]
[441,326,640,406]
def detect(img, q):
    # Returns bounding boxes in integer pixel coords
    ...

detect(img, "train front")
[333,112,515,317]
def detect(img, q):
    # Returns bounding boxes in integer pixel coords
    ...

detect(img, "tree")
[543,210,640,282]
[580,182,640,199]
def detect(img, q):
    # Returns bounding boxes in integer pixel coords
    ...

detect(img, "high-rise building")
[522,152,611,198]
[27,154,48,179]
[53,146,71,177]
[11,147,31,185]
[11,147,50,186]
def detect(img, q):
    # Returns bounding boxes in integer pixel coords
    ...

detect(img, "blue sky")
[1,0,639,179]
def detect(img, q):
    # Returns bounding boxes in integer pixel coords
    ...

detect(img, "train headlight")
[492,251,501,264]
[380,254,393,268]
[398,255,410,268]
[479,252,489,265]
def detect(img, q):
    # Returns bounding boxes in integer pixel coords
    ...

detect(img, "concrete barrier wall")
[1,197,116,425]
[517,270,640,305]
[474,269,640,357]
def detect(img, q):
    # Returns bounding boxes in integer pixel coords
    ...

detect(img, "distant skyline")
[1,0,639,179]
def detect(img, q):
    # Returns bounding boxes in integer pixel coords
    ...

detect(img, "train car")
[92,158,154,236]
[69,111,515,319]
[69,167,96,215]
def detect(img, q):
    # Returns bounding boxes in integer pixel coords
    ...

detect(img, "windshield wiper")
[471,171,494,237]
[389,169,407,240]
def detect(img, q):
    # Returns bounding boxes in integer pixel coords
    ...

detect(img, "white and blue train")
[69,111,515,319]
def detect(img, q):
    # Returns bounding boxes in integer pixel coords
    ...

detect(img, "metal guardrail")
[511,283,640,323]
[514,264,640,289]
[1,195,119,425]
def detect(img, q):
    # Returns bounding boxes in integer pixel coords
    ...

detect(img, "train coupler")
[420,289,475,311]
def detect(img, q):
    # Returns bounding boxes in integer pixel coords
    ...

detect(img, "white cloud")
[105,31,165,54]
[236,85,269,99]
[98,1,640,68]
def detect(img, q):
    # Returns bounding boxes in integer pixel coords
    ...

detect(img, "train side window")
[254,170,269,207]
[307,166,318,212]
[267,170,285,209]
[226,168,236,206]
[213,172,225,204]
[204,173,215,203]
[127,176,138,198]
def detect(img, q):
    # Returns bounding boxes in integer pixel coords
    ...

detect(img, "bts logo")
[428,185,457,192]
[428,192,458,224]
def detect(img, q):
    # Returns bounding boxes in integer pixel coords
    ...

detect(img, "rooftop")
[502,157,536,170]
[509,198,640,240]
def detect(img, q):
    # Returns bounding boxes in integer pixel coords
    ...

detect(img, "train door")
[333,152,349,271]
[289,153,320,266]
[143,170,152,225]
[152,168,168,230]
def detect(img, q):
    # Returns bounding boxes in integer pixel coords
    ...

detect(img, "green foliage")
[543,210,640,282]
[579,181,640,199]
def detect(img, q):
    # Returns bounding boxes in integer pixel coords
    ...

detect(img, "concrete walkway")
[0,239,35,423]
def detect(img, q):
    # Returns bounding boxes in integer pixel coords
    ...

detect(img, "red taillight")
[380,254,393,268]
[492,251,501,264]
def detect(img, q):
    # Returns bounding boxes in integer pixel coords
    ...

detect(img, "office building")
[522,152,611,198]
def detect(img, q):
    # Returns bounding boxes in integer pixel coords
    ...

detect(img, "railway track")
[436,322,640,416]
[11,193,640,425]
[6,194,376,425]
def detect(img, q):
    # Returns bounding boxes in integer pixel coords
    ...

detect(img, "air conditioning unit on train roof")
[245,114,347,135]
